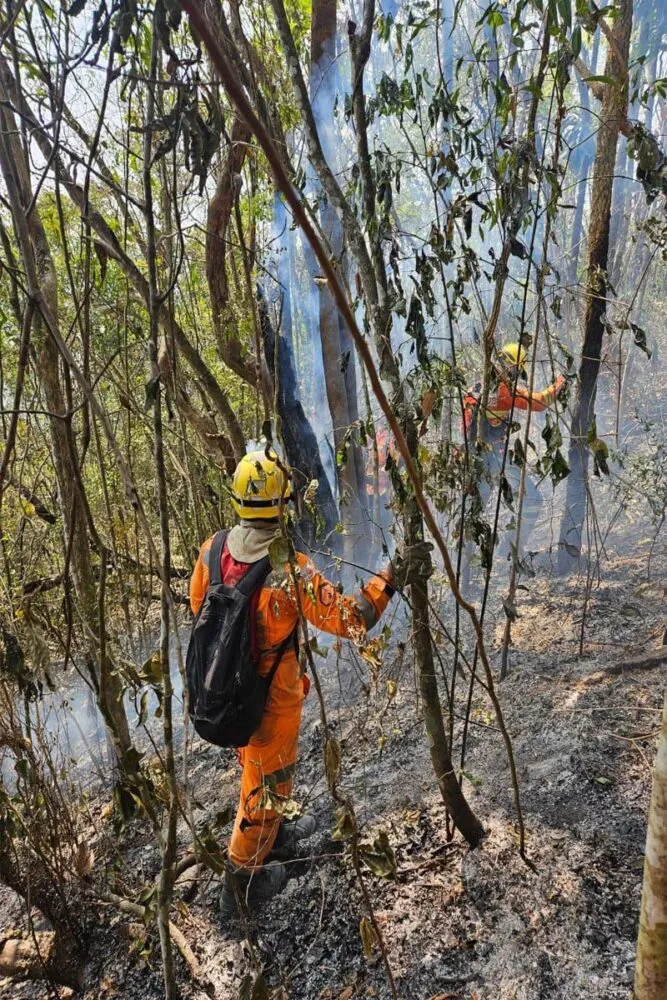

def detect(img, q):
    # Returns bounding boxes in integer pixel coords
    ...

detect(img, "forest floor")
[1,543,665,1000]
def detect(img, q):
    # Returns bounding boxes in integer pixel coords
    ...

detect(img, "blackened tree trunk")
[557,1,634,572]
[258,289,339,544]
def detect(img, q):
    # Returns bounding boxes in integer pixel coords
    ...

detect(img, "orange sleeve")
[359,573,393,622]
[189,537,213,615]
[288,553,392,640]
[511,379,562,413]
[463,392,477,432]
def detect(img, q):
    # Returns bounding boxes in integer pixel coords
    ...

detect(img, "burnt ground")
[1,546,665,1000]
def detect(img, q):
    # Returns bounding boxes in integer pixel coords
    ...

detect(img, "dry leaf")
[325,737,341,791]
[359,917,378,959]
[421,389,436,419]
[74,841,95,877]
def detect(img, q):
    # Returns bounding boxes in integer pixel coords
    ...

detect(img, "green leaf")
[140,651,162,685]
[550,449,570,485]
[15,757,30,780]
[509,237,528,260]
[268,535,291,571]
[571,24,582,58]
[557,0,571,28]
[67,0,87,15]
[500,475,514,510]
[138,690,149,727]
[587,433,610,477]
[511,437,526,467]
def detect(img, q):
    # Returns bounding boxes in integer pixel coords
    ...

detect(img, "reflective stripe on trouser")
[228,705,302,872]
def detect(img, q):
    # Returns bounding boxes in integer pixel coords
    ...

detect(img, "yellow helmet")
[231,451,291,520]
[499,342,527,369]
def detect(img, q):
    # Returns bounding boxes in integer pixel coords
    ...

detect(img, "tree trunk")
[206,116,256,385]
[635,686,667,998]
[404,488,484,846]
[143,28,179,996]
[258,288,339,544]
[567,151,593,292]
[0,840,87,989]
[311,0,363,510]
[556,1,634,573]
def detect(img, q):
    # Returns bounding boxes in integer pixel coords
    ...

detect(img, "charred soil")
[1,549,664,1000]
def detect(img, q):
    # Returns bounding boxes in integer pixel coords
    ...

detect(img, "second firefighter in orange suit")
[190,451,395,910]
[462,343,566,560]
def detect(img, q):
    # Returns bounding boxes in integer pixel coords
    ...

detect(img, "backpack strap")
[235,554,272,596]
[208,530,229,587]
[264,628,298,689]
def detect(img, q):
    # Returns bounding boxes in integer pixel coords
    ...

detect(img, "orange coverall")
[190,535,392,872]
[463,376,566,434]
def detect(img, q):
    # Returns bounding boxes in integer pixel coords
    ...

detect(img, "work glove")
[387,540,435,590]
[554,374,567,396]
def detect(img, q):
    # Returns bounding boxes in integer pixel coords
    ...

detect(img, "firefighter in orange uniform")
[462,343,566,562]
[190,451,398,914]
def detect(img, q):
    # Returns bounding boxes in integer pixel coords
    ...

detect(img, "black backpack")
[186,530,296,748]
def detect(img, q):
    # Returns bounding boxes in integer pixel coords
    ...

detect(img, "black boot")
[268,814,317,861]
[219,861,287,918]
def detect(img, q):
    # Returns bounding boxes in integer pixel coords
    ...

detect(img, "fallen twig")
[600,647,667,675]
[100,890,212,995]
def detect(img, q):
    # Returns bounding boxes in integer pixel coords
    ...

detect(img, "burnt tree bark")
[557,1,634,572]
[258,289,339,544]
